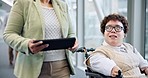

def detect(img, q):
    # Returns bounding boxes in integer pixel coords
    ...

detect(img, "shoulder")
[53,0,69,11]
[56,0,67,6]
[12,0,29,12]
[123,42,132,46]
[123,42,137,53]
[13,0,28,3]
[123,42,134,49]
[13,0,30,8]
[94,45,111,55]
[14,0,33,5]
[95,45,110,51]
[13,0,33,10]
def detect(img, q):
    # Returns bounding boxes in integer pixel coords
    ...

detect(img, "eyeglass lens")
[105,25,124,32]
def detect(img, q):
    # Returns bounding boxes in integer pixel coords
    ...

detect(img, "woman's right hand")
[28,39,49,54]
[111,66,121,77]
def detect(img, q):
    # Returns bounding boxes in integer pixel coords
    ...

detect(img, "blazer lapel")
[52,0,68,38]
[32,0,45,38]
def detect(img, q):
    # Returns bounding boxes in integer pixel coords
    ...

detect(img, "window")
[145,0,148,59]
[84,0,102,48]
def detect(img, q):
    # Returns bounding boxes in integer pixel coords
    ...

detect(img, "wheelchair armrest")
[85,69,113,78]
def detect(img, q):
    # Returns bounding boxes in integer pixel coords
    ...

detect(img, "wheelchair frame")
[76,47,123,78]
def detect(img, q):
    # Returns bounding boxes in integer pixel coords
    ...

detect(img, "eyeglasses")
[105,25,124,32]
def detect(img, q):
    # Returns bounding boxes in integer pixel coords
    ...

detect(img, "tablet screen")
[34,37,76,51]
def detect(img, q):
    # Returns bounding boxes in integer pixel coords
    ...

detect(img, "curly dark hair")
[100,13,129,34]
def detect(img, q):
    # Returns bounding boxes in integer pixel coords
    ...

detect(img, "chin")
[109,41,118,45]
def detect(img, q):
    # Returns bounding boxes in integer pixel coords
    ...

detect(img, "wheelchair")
[76,47,123,78]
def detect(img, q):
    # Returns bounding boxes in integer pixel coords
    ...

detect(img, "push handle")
[76,47,95,52]
[76,47,86,52]
[76,47,95,59]
[86,48,95,52]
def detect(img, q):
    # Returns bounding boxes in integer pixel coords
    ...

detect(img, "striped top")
[41,6,66,61]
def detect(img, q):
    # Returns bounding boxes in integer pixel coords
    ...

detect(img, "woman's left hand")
[144,67,148,75]
[68,39,79,52]
[141,67,148,75]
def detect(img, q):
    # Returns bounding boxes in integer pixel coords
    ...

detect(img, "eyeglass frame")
[105,25,124,32]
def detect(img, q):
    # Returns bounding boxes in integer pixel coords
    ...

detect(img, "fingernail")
[39,41,43,43]
[46,44,49,47]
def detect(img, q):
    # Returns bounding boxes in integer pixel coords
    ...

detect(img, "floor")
[0,38,16,78]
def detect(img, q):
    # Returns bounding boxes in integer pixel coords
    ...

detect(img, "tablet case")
[34,37,76,51]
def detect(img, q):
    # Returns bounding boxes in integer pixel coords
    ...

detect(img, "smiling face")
[104,20,125,46]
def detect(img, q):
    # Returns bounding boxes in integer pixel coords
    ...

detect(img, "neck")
[40,0,52,8]
[40,0,51,3]
[105,40,122,47]
[109,42,122,47]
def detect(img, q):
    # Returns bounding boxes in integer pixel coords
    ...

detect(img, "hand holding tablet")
[33,37,76,51]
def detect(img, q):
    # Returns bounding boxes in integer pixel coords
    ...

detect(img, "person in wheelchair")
[85,13,148,78]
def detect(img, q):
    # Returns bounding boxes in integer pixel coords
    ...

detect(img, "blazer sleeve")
[3,0,31,55]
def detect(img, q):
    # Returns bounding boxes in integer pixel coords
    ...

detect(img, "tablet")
[34,37,76,51]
